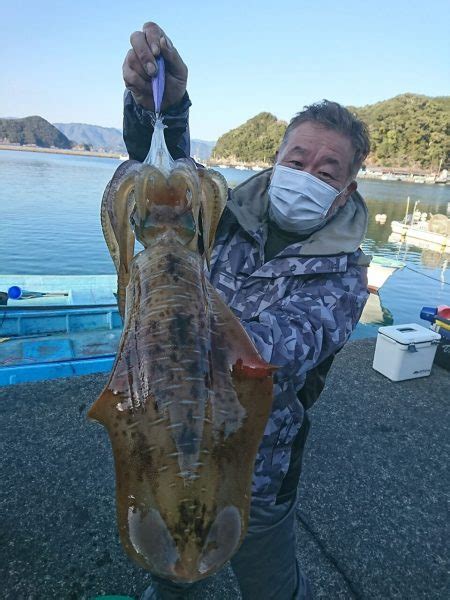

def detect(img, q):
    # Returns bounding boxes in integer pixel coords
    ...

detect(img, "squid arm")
[198,169,228,267]
[100,160,140,318]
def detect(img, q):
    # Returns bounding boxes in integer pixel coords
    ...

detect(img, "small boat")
[391,220,450,252]
[0,259,400,386]
[390,197,450,253]
[0,275,120,386]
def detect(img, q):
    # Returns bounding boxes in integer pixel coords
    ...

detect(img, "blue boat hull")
[0,305,122,386]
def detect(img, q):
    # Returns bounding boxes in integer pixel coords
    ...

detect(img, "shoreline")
[1,145,447,184]
[207,161,448,185]
[0,144,125,160]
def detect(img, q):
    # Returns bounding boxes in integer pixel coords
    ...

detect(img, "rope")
[404,265,450,286]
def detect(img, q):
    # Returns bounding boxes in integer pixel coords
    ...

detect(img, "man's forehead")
[286,145,340,162]
[282,121,354,162]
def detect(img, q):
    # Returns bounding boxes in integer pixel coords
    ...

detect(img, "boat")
[0,275,120,386]
[0,260,401,386]
[391,221,450,252]
[389,196,450,253]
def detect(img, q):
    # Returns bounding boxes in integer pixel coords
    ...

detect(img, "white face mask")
[268,165,346,233]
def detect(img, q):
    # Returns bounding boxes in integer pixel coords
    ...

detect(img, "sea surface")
[1,149,449,337]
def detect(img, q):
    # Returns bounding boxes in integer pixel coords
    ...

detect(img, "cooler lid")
[379,323,441,345]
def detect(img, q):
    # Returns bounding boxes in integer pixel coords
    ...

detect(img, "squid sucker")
[88,157,274,582]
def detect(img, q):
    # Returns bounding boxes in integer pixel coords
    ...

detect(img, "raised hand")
[123,22,188,111]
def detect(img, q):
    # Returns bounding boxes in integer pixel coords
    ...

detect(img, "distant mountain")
[53,124,216,158]
[191,139,216,160]
[53,122,126,152]
[0,116,72,149]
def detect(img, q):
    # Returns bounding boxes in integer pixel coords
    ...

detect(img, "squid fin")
[206,279,276,377]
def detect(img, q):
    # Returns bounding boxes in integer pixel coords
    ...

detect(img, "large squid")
[88,156,274,582]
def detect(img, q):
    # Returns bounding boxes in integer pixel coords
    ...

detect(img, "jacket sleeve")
[123,89,192,161]
[242,266,368,389]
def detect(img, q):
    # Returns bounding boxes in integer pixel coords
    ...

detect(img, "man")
[122,22,371,600]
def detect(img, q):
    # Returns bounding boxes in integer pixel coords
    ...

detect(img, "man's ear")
[342,180,357,203]
[328,180,357,216]
[346,180,357,197]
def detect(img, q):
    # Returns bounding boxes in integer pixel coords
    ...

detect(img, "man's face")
[276,121,357,214]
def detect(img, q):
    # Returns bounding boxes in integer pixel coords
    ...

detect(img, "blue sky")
[1,0,449,140]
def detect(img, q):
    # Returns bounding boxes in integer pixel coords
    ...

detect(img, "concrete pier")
[1,339,447,599]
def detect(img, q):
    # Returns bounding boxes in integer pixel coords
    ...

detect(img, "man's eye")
[290,160,303,168]
[319,171,333,179]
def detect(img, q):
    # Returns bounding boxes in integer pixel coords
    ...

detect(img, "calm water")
[1,150,449,334]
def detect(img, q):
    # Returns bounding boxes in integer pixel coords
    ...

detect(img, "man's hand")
[123,22,188,111]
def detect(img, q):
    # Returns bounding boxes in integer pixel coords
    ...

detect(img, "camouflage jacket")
[123,91,370,505]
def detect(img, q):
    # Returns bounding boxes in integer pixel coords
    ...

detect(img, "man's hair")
[282,100,371,178]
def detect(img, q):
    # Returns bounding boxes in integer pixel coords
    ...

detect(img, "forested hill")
[0,116,72,149]
[213,112,287,164]
[349,94,450,170]
[212,94,450,170]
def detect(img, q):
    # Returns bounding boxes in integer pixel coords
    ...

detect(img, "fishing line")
[144,56,174,175]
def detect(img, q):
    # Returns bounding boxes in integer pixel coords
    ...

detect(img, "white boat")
[391,220,450,251]
[389,197,450,253]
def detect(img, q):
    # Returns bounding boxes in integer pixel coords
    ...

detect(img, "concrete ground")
[0,339,448,599]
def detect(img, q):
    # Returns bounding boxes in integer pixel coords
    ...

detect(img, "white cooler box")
[373,323,441,381]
